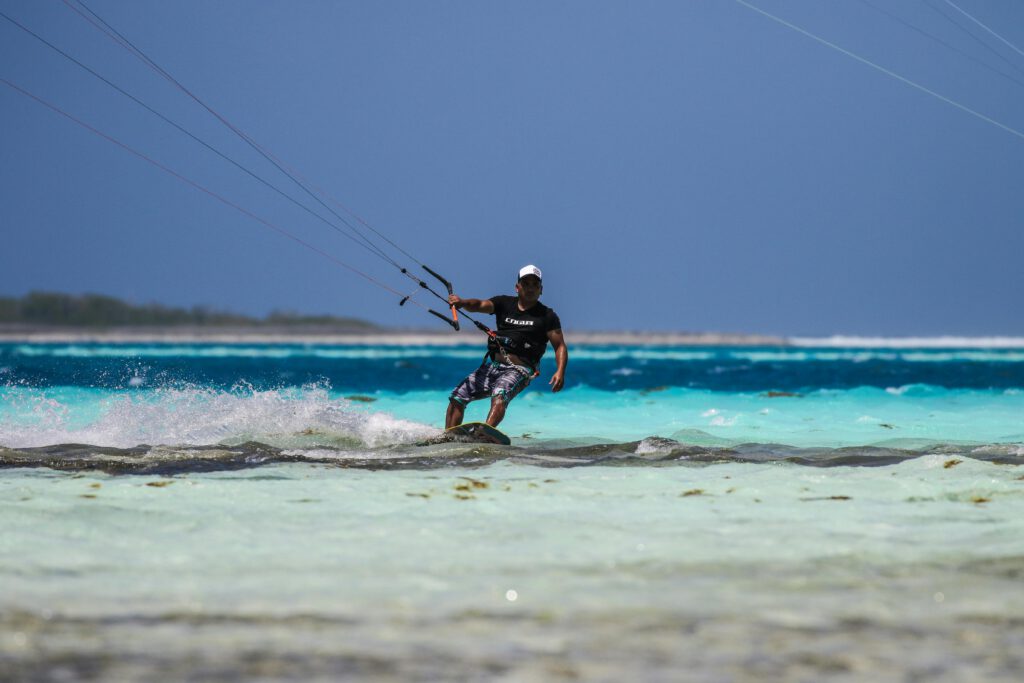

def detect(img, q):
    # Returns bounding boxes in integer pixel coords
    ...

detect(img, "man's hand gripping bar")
[422,265,460,331]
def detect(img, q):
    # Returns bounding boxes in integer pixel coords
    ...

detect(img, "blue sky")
[2,1,1022,335]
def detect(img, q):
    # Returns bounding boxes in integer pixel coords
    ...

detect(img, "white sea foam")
[790,336,1024,349]
[11,343,1024,364]
[634,437,676,455]
[0,386,436,449]
[883,384,938,397]
[734,349,1024,362]
[8,344,720,362]
[11,344,483,360]
[731,351,809,362]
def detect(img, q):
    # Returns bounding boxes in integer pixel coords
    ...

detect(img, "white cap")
[518,264,542,282]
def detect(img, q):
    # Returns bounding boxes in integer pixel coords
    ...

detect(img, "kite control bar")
[421,265,459,331]
[394,264,505,339]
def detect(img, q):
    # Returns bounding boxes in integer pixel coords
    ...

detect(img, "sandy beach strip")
[0,325,787,346]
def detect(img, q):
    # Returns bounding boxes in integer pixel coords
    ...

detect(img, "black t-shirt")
[489,295,561,368]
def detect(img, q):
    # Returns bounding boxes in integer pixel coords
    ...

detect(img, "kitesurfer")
[445,265,568,428]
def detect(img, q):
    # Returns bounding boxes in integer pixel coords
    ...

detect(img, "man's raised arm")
[448,295,494,314]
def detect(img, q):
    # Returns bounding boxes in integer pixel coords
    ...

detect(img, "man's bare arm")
[547,329,568,392]
[448,295,494,314]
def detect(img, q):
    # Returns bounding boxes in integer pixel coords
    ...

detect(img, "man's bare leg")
[446,399,466,429]
[485,396,507,427]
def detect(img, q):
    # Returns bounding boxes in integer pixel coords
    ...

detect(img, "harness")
[485,334,539,378]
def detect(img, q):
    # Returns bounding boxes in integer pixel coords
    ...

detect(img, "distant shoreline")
[0,324,786,346]
[3,326,1023,348]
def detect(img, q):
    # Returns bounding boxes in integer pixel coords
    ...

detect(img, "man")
[445,264,568,429]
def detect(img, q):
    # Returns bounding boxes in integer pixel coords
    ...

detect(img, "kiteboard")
[445,422,511,445]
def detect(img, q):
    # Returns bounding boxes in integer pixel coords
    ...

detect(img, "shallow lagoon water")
[2,342,1024,681]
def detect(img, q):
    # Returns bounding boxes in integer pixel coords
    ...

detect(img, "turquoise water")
[2,342,1024,681]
